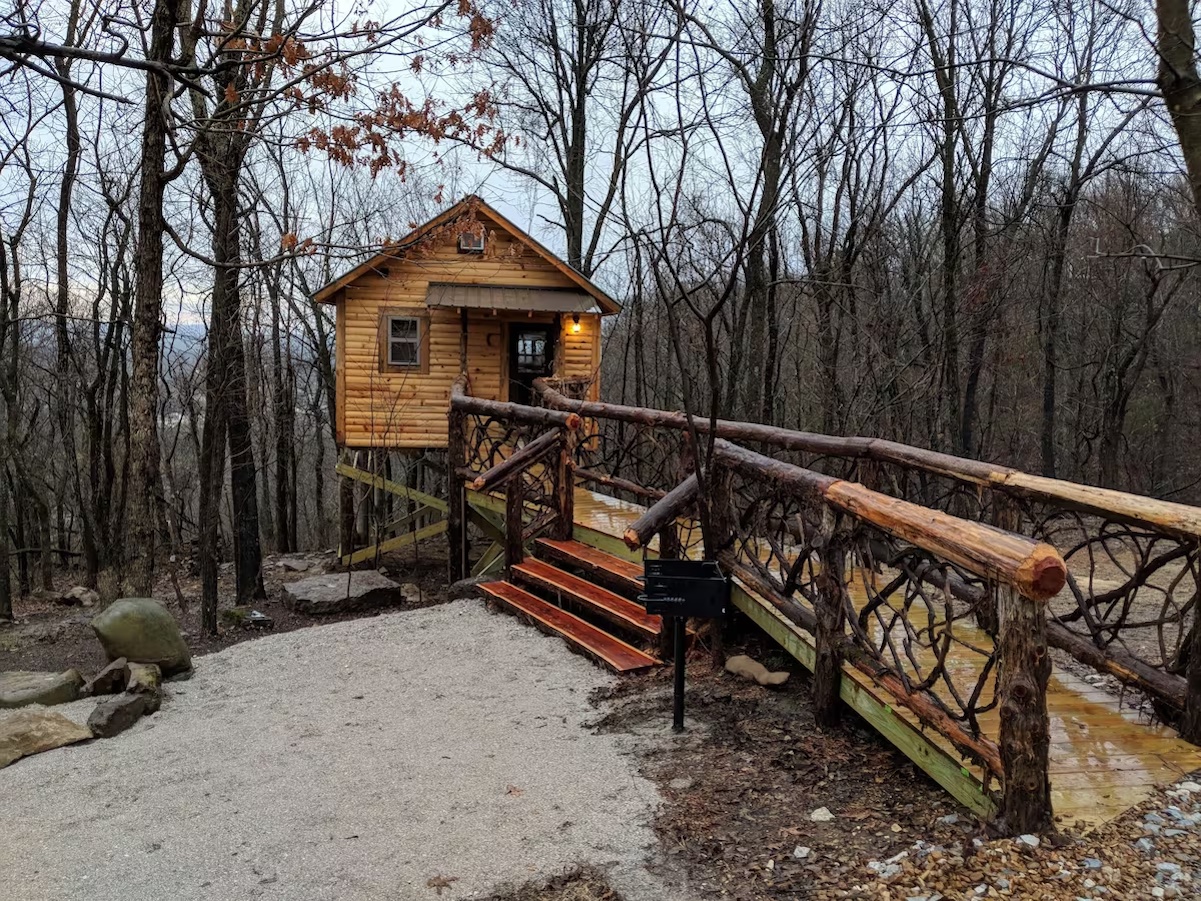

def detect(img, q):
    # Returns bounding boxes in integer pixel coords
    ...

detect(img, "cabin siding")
[336,221,603,448]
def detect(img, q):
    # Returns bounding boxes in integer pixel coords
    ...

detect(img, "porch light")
[571,312,581,333]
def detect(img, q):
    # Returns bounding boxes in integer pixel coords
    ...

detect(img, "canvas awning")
[425,283,599,314]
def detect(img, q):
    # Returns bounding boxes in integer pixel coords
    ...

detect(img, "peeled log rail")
[470,428,562,491]
[623,473,699,550]
[534,380,1201,541]
[453,381,581,431]
[712,440,1067,601]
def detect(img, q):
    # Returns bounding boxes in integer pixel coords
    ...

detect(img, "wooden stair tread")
[513,557,663,640]
[533,538,645,596]
[480,581,659,673]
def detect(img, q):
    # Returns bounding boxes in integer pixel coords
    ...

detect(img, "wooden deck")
[561,486,1201,827]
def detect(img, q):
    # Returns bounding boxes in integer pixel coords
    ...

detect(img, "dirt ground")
[0,547,450,676]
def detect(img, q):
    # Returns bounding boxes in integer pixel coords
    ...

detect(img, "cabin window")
[514,330,549,374]
[378,313,429,374]
[388,316,420,366]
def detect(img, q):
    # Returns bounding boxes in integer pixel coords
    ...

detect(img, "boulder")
[91,599,192,677]
[449,576,488,600]
[282,571,405,615]
[88,693,149,738]
[126,663,163,713]
[725,654,790,687]
[278,558,311,573]
[0,670,85,709]
[0,709,92,768]
[83,659,130,697]
[63,586,100,607]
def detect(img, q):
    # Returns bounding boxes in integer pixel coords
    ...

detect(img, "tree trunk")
[1157,0,1201,223]
[127,0,181,595]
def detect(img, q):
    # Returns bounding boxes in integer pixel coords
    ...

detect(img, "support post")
[996,583,1052,834]
[813,537,848,727]
[447,407,467,583]
[505,475,525,578]
[338,450,355,562]
[980,492,1018,635]
[555,429,576,540]
[1182,607,1201,742]
[673,616,686,732]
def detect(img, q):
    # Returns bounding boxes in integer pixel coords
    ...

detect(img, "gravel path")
[0,601,678,901]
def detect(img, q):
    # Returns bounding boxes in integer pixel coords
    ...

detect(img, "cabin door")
[507,324,556,405]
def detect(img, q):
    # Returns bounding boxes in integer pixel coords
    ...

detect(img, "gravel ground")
[0,601,681,901]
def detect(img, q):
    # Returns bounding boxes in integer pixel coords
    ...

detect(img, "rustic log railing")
[533,378,1201,743]
[450,381,1082,832]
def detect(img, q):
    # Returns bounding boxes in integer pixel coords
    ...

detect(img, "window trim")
[378,311,430,374]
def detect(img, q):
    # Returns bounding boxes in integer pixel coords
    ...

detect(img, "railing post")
[997,583,1052,833]
[980,492,1019,636]
[555,429,576,541]
[1182,594,1201,741]
[447,406,467,584]
[505,474,525,578]
[814,532,848,727]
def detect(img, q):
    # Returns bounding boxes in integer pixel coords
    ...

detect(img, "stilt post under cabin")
[338,450,355,561]
[447,386,468,584]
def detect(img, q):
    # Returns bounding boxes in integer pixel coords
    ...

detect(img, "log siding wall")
[334,220,602,448]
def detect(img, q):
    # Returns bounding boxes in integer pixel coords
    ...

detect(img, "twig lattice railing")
[533,379,1201,743]
[450,379,1071,833]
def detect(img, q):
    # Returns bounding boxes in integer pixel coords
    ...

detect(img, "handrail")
[712,440,1067,601]
[534,379,1201,541]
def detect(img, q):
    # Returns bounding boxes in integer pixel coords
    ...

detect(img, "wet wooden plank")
[480,580,659,673]
[534,538,645,597]
[512,558,663,641]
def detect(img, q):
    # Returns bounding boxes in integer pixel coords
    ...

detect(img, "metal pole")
[673,615,686,732]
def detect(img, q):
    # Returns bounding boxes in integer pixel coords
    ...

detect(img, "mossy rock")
[0,670,84,709]
[91,599,192,677]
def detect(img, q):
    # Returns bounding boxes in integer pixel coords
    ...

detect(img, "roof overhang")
[310,195,622,315]
[426,283,600,314]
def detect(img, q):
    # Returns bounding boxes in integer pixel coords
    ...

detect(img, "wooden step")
[513,557,663,641]
[533,538,645,598]
[480,581,659,673]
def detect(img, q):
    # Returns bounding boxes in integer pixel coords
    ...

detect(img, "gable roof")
[310,195,621,314]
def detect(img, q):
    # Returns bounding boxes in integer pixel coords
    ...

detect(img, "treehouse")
[314,195,619,449]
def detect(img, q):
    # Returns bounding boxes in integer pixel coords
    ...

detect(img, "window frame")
[378,311,430,374]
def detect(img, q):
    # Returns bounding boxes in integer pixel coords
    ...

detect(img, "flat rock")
[91,598,192,677]
[278,558,311,573]
[127,663,163,713]
[282,571,406,615]
[88,693,149,738]
[0,670,85,709]
[725,654,790,687]
[83,659,130,696]
[0,709,92,768]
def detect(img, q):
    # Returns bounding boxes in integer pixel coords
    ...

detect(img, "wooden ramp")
[559,486,1201,827]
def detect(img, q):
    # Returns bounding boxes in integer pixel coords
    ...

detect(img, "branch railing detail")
[533,378,1201,743]
[449,379,1084,832]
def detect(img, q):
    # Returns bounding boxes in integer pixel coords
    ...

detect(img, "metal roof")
[425,283,599,313]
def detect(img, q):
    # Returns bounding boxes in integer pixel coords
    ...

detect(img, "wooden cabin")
[314,196,620,449]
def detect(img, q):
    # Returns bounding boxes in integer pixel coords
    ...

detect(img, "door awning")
[425,283,599,313]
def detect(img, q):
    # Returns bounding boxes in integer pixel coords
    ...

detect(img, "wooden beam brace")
[336,462,449,513]
[340,518,449,566]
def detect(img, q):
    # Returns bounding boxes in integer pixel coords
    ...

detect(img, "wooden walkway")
[556,486,1201,827]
